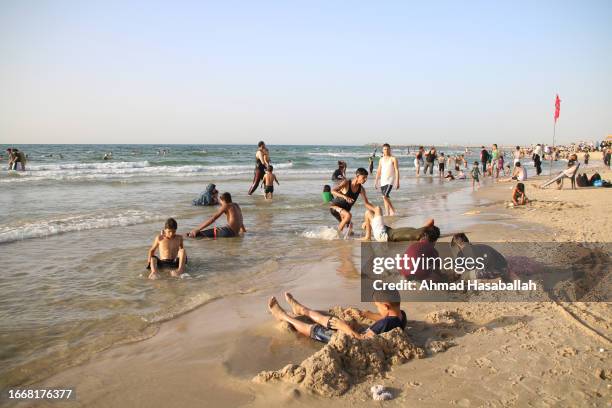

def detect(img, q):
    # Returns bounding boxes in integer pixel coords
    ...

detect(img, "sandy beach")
[7,162,609,408]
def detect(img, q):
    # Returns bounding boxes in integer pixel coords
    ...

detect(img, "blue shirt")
[369,310,407,334]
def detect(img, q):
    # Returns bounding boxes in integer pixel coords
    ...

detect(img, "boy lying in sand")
[147,218,187,279]
[361,206,437,242]
[268,291,406,343]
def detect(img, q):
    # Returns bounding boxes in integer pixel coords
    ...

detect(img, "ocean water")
[0,144,562,386]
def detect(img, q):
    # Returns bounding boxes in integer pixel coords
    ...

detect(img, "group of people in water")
[146,141,543,281]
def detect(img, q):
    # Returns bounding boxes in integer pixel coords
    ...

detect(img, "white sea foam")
[0,210,163,244]
[301,226,340,240]
[0,161,297,183]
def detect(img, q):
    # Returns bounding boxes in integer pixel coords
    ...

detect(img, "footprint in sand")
[444,364,467,377]
[558,347,578,357]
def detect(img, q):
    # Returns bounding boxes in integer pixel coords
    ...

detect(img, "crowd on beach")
[3,140,610,350]
[145,140,610,344]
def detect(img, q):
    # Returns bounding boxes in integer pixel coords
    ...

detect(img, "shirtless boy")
[330,168,376,236]
[147,218,187,279]
[187,192,246,238]
[268,291,406,343]
[263,165,279,200]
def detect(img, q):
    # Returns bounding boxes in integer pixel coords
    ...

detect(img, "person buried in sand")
[330,167,376,237]
[146,218,187,279]
[268,290,406,343]
[187,192,246,238]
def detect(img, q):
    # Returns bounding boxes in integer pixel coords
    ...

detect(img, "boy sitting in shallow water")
[146,218,187,279]
[268,290,406,343]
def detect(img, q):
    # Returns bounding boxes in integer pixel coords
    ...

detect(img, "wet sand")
[9,165,611,408]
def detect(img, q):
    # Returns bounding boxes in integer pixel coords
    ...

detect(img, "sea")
[0,144,563,387]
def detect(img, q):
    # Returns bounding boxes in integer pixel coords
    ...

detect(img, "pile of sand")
[253,326,425,396]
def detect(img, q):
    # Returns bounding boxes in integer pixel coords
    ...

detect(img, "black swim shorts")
[147,256,180,270]
[195,226,237,239]
[310,324,335,343]
[264,185,274,194]
[380,184,393,198]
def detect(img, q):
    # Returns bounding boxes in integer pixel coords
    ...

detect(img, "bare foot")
[148,273,160,280]
[284,292,307,316]
[423,218,435,228]
[268,297,287,322]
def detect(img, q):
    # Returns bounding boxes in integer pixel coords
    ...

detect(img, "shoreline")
[8,168,612,407]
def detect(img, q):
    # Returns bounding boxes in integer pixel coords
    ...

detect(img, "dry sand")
[9,165,611,408]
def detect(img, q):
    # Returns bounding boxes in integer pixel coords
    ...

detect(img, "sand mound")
[253,327,425,397]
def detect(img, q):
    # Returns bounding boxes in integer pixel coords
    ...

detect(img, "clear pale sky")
[1,0,610,145]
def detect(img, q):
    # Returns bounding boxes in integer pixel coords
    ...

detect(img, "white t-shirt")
[379,156,395,186]
[371,215,388,242]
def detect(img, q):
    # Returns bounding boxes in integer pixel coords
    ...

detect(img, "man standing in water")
[423,147,437,175]
[248,141,270,195]
[188,192,247,238]
[330,168,376,237]
[374,143,400,216]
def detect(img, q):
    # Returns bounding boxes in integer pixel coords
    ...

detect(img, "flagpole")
[549,120,556,175]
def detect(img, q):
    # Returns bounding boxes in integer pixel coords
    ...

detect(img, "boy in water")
[471,161,481,189]
[147,218,187,279]
[188,192,247,238]
[263,165,279,200]
[267,290,406,343]
[438,152,446,178]
[374,143,400,216]
[330,168,376,237]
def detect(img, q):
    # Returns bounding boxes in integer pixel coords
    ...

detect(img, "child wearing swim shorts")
[471,161,481,189]
[267,290,406,343]
[263,165,279,200]
[146,218,187,279]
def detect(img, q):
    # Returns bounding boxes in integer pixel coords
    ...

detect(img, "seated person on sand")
[268,290,406,343]
[187,192,246,238]
[147,218,187,279]
[499,162,527,182]
[512,183,528,206]
[444,171,455,180]
[399,226,441,280]
[448,233,518,282]
[362,206,437,243]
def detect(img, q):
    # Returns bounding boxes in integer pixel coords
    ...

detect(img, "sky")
[0,0,611,146]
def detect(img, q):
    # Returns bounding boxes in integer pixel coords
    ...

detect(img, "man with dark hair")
[423,147,437,175]
[330,167,376,237]
[375,143,400,216]
[146,217,187,279]
[450,233,513,281]
[480,146,489,175]
[188,192,246,238]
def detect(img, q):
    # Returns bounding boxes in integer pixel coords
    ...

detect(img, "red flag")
[554,94,561,122]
